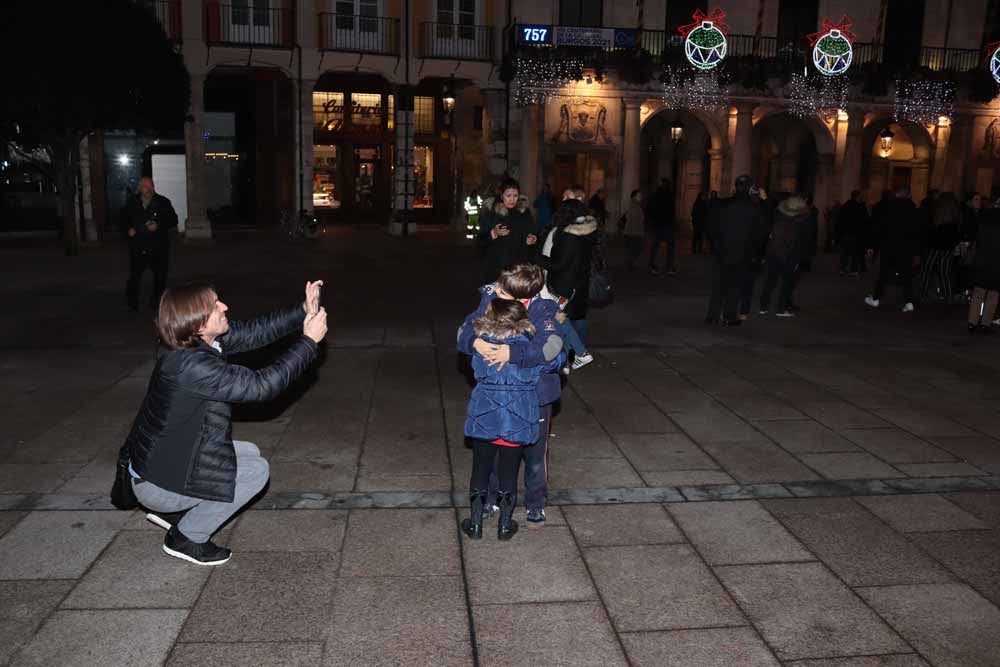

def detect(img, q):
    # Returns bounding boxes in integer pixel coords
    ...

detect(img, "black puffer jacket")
[128,305,316,502]
[545,216,598,320]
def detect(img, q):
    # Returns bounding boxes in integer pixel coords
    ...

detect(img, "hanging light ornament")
[807,16,856,77]
[660,67,727,113]
[787,71,817,119]
[894,79,955,126]
[816,75,849,115]
[989,42,1000,84]
[678,8,729,71]
[512,54,585,106]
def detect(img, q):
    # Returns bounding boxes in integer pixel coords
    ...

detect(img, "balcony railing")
[420,22,494,61]
[920,46,981,72]
[319,13,399,55]
[138,0,182,42]
[204,3,295,48]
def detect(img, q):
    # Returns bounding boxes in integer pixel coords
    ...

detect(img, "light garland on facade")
[894,79,954,126]
[787,71,849,119]
[512,54,585,106]
[788,72,817,118]
[661,67,727,112]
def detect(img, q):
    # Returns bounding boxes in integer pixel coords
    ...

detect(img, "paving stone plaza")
[2,229,1000,666]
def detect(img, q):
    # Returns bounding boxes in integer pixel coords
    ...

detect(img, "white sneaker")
[902,302,915,313]
[992,318,1000,326]
[571,353,594,370]
[776,310,796,318]
[865,296,880,308]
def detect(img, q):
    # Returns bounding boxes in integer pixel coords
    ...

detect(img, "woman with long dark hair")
[477,178,537,285]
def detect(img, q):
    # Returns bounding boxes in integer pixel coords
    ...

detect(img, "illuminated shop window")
[387,94,395,130]
[414,96,435,134]
[351,93,383,132]
[313,92,345,131]
[313,144,343,209]
[413,145,434,208]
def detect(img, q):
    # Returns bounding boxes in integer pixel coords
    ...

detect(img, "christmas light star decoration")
[807,16,855,77]
[678,7,729,71]
[989,43,1000,84]
[894,79,955,126]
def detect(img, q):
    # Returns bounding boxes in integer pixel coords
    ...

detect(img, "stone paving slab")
[858,583,1000,667]
[179,552,338,643]
[325,576,471,666]
[909,530,1000,606]
[797,452,904,480]
[464,526,596,605]
[339,509,459,577]
[563,504,684,547]
[613,432,719,472]
[751,420,860,454]
[669,500,812,565]
[783,657,930,667]
[717,562,909,661]
[0,510,25,538]
[11,608,188,667]
[701,441,820,483]
[474,602,626,667]
[620,627,780,667]
[840,429,956,464]
[0,510,131,579]
[585,544,744,631]
[166,642,324,667]
[0,580,75,666]
[855,495,989,533]
[797,402,891,431]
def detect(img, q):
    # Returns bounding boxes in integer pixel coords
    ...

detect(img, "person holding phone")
[478,178,538,284]
[126,280,327,565]
[123,177,178,311]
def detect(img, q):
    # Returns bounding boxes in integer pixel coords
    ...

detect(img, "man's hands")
[303,280,324,316]
[555,311,568,324]
[145,221,158,233]
[304,307,328,343]
[473,339,511,369]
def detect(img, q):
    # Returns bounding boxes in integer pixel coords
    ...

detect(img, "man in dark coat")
[865,187,921,312]
[647,178,677,275]
[123,177,178,311]
[838,190,869,276]
[691,191,709,254]
[968,204,1000,330]
[707,175,770,325]
[127,281,327,565]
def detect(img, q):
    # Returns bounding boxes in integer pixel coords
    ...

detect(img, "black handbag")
[110,444,139,510]
[589,249,614,307]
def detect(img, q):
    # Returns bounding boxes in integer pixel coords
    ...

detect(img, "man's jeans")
[131,440,269,543]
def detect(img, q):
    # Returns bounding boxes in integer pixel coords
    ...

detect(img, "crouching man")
[126,280,328,565]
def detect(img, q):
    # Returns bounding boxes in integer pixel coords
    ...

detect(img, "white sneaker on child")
[571,353,594,370]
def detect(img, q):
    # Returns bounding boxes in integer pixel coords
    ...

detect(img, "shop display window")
[313,92,345,132]
[413,145,434,208]
[414,96,435,134]
[313,144,343,208]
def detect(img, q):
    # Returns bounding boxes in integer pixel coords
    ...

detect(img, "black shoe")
[980,325,996,335]
[497,491,519,541]
[146,510,187,531]
[462,489,486,540]
[162,526,231,566]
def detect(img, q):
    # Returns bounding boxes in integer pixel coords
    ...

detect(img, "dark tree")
[0,0,190,255]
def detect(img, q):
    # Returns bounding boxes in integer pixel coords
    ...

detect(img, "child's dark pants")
[471,439,521,498]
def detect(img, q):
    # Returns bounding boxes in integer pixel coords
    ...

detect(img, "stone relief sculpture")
[984,118,1000,159]
[551,98,614,144]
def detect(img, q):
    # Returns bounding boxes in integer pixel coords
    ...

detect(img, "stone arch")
[752,106,836,156]
[862,113,935,202]
[641,102,728,153]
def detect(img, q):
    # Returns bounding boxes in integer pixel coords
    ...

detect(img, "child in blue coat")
[463,299,564,540]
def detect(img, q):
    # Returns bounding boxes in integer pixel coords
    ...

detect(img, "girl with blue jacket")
[463,299,565,540]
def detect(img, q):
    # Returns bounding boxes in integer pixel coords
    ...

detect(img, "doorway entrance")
[553,152,610,200]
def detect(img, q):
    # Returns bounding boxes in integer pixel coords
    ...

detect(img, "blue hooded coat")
[464,316,565,445]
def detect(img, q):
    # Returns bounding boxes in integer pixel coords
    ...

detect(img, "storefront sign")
[517,24,553,45]
[554,26,613,48]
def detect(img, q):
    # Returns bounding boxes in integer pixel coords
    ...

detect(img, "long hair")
[473,299,535,339]
[157,282,217,349]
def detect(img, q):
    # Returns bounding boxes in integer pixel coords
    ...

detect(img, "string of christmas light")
[788,72,817,118]
[660,66,727,112]
[512,54,585,106]
[816,75,849,115]
[893,79,955,126]
[787,70,849,119]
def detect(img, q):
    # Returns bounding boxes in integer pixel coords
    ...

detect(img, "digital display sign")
[517,24,553,46]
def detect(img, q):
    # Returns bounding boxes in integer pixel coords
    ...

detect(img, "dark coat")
[544,217,598,320]
[648,185,675,230]
[127,306,316,502]
[708,193,770,267]
[478,203,537,284]
[972,209,1000,290]
[692,197,709,228]
[767,197,808,260]
[876,196,922,259]
[464,318,565,445]
[838,199,869,240]
[123,193,178,253]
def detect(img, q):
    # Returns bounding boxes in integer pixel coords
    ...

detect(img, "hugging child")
[458,263,564,527]
[462,299,564,539]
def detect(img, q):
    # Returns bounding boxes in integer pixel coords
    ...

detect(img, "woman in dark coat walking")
[477,178,538,285]
[968,204,1000,332]
[544,212,599,341]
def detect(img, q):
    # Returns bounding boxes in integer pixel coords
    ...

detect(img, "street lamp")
[879,127,895,157]
[442,85,456,127]
[670,119,684,144]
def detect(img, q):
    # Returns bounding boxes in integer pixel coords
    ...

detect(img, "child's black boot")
[497,491,519,541]
[462,489,486,539]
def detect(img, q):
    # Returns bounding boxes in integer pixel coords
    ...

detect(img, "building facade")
[84,0,1000,241]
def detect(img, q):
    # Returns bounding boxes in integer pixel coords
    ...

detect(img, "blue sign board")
[517,25,554,46]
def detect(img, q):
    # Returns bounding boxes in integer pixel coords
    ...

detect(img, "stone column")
[730,103,754,189]
[708,147,724,194]
[482,89,508,178]
[518,104,540,202]
[815,154,835,248]
[390,87,416,236]
[839,112,864,202]
[184,73,212,241]
[944,114,972,194]
[78,135,97,243]
[931,119,951,190]
[296,78,316,219]
[619,101,642,233]
[911,160,930,202]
